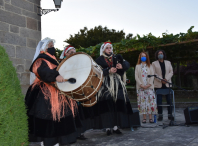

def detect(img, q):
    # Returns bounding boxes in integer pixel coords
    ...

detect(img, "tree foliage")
[76,26,198,65]
[77,26,197,55]
[0,46,29,146]
[65,25,133,48]
[56,26,198,65]
[55,47,62,59]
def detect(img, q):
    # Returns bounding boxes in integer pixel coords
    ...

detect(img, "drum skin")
[56,52,103,107]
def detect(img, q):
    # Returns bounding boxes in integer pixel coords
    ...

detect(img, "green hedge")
[0,46,29,145]
[126,67,135,86]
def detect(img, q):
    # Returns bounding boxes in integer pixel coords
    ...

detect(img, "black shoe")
[149,119,154,123]
[142,119,146,123]
[106,130,112,136]
[113,129,122,134]
[77,134,87,140]
[157,116,163,121]
[168,115,174,120]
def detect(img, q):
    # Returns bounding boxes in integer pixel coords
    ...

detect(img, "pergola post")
[177,61,181,87]
[192,78,198,90]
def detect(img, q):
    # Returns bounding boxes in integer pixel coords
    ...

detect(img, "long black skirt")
[78,103,95,132]
[25,85,83,146]
[92,88,133,129]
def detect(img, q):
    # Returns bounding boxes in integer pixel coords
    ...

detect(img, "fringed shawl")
[31,52,77,121]
[97,54,128,102]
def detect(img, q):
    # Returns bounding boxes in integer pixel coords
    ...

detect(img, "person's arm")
[148,66,154,87]
[152,62,162,82]
[122,60,130,71]
[95,57,111,77]
[102,67,111,76]
[115,59,130,76]
[135,65,143,86]
[37,61,60,83]
[165,61,173,81]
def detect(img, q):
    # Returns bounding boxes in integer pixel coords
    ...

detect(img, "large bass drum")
[56,52,103,107]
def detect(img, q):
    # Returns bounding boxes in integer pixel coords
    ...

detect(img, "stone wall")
[0,0,41,94]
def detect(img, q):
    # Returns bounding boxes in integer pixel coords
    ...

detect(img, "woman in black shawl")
[25,38,82,146]
[93,42,133,136]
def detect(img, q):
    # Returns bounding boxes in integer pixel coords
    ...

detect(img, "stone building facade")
[0,0,41,94]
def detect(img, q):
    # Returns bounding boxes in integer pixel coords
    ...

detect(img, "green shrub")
[126,67,135,86]
[0,46,29,146]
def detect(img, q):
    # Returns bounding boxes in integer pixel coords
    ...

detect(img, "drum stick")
[64,78,76,83]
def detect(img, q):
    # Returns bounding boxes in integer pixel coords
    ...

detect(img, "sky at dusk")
[41,0,198,50]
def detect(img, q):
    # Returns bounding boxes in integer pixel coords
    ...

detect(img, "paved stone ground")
[30,108,198,146]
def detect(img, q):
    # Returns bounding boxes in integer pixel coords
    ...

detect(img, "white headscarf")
[30,37,55,85]
[59,45,75,59]
[100,42,113,56]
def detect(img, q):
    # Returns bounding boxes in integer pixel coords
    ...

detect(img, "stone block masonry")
[0,0,41,95]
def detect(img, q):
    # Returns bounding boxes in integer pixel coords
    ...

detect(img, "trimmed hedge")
[0,46,29,145]
[126,67,135,86]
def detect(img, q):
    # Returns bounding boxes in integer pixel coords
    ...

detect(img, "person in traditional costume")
[25,38,82,146]
[93,42,133,136]
[59,45,95,140]
[59,45,76,59]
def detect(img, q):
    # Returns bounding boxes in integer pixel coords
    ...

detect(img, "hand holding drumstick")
[56,76,76,84]
[56,75,65,82]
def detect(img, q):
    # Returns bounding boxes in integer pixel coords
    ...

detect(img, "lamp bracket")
[37,6,59,16]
